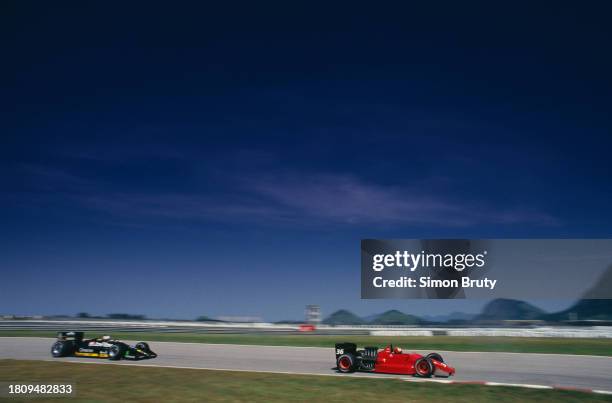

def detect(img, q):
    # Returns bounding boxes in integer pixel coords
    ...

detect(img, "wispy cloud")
[14,166,559,228]
[244,174,464,225]
[241,173,559,226]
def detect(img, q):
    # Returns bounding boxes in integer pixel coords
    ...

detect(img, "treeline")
[75,313,221,322]
[76,312,146,320]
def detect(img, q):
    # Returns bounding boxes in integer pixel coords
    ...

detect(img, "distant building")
[306,305,321,324]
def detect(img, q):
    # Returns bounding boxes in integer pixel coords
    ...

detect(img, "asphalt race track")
[1,338,611,391]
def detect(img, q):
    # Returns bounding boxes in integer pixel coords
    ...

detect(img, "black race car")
[51,331,157,360]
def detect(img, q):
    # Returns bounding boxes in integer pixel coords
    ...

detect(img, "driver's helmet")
[393,347,402,354]
[101,335,111,341]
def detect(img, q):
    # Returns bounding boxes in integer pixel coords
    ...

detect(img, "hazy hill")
[545,299,612,321]
[369,310,421,325]
[582,265,612,299]
[476,299,544,321]
[544,265,612,321]
[422,311,476,323]
[321,265,612,326]
[322,309,365,325]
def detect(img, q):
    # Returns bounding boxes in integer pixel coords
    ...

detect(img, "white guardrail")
[370,327,612,338]
[1,319,611,338]
[0,319,293,329]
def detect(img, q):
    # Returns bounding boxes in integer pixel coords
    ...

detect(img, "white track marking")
[484,382,553,389]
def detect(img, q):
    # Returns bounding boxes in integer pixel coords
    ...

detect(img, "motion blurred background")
[2,2,611,323]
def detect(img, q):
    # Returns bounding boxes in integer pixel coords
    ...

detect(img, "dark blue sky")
[1,3,611,320]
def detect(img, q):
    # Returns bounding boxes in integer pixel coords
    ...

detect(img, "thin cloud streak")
[243,174,560,226]
[15,166,559,228]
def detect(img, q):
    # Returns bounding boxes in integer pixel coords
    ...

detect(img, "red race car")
[335,343,455,377]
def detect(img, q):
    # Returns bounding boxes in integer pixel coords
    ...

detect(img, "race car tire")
[337,353,356,373]
[426,353,444,363]
[135,342,150,351]
[108,344,126,360]
[414,357,434,377]
[51,341,73,357]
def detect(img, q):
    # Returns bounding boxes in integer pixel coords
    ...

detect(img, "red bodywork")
[373,346,455,376]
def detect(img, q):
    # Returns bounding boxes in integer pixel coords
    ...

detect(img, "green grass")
[1,360,610,402]
[1,330,611,356]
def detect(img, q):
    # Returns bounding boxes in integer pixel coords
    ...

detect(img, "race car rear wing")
[57,331,84,342]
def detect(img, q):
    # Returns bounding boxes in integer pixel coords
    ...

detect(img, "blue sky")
[1,3,611,320]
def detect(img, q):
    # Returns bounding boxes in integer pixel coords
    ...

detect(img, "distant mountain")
[582,265,612,299]
[422,312,476,323]
[545,299,612,321]
[362,313,380,322]
[322,310,365,325]
[369,310,421,325]
[476,299,545,321]
[544,265,612,321]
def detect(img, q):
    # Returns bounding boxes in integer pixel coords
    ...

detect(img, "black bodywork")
[335,342,378,371]
[51,331,157,360]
